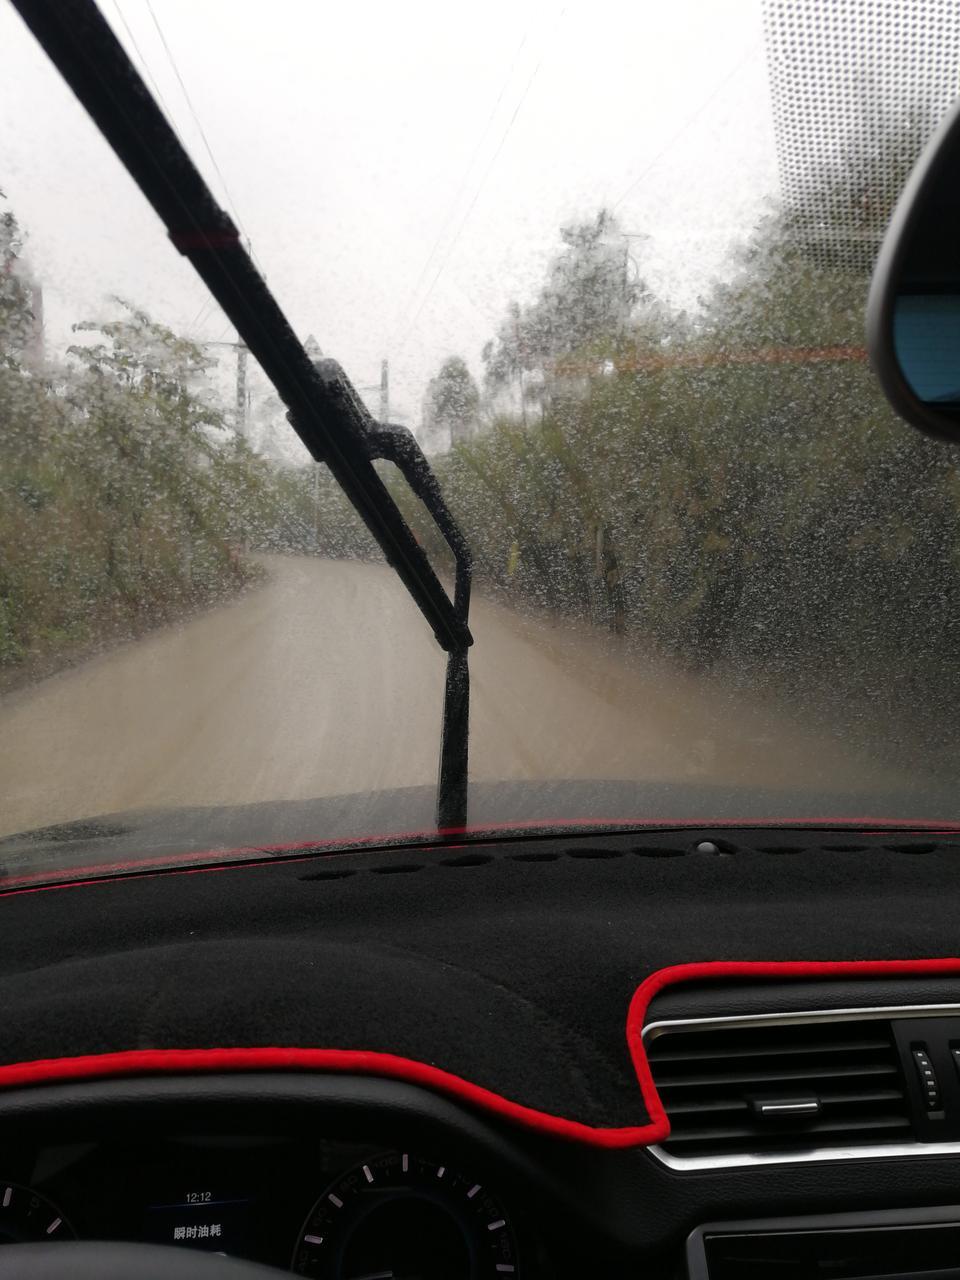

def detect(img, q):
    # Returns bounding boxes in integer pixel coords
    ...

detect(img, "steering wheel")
[0,1241,289,1277]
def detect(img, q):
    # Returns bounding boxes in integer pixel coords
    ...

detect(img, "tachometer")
[292,1150,520,1279]
[0,1183,74,1244]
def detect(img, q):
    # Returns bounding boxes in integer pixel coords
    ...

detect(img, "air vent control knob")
[752,1098,821,1119]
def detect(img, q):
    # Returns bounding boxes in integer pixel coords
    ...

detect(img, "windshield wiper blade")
[12,0,474,828]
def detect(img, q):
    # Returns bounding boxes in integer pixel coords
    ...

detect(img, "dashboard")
[10,980,960,1280]
[7,830,960,1277]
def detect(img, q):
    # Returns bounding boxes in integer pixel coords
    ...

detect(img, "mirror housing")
[867,96,960,442]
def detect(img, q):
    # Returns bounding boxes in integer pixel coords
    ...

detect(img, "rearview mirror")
[867,97,960,442]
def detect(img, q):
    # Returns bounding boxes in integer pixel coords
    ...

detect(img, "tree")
[0,197,378,680]
[482,209,647,402]
[0,192,35,365]
[421,355,479,453]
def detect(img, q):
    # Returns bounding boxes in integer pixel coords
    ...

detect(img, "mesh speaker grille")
[763,0,960,273]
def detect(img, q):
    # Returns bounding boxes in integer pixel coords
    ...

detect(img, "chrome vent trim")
[642,1003,960,1171]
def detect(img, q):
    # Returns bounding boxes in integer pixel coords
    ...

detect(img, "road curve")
[0,555,906,840]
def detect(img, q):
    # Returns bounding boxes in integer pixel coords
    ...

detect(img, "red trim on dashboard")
[3,819,960,893]
[0,1047,654,1149]
[2,957,960,1147]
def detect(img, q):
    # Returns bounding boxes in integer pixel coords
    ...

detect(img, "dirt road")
[0,556,905,839]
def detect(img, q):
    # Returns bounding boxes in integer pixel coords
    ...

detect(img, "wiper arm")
[309,359,472,624]
[306,360,472,828]
[12,0,474,829]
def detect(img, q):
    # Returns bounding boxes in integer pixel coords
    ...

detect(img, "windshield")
[3,0,960,884]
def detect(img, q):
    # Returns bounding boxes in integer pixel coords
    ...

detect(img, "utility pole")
[304,335,324,539]
[235,342,248,437]
[379,358,389,424]
[618,231,649,306]
[202,338,248,437]
[359,358,391,424]
[313,463,320,549]
[512,306,528,428]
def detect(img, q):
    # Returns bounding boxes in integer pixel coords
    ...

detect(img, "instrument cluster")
[0,1134,529,1277]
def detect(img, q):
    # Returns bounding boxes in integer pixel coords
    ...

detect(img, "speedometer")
[291,1150,521,1279]
[0,1183,73,1245]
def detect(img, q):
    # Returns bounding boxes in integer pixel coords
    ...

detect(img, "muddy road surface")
[0,555,910,841]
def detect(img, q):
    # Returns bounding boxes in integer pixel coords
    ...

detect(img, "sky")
[0,0,776,452]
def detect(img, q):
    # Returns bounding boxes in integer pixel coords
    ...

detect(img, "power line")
[107,0,181,139]
[185,296,215,337]
[613,42,759,211]
[108,3,251,336]
[141,0,253,255]
[393,32,529,344]
[398,11,565,349]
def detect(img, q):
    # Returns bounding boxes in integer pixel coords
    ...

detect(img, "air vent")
[646,1016,911,1161]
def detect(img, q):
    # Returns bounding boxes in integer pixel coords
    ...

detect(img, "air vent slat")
[648,1037,891,1064]
[654,1062,898,1089]
[647,1015,911,1160]
[664,1086,904,1118]
[664,1113,912,1145]
[665,1098,751,1116]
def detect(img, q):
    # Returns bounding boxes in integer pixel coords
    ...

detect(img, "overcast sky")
[0,0,776,448]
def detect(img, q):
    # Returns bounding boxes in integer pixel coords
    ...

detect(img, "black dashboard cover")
[1,829,959,1144]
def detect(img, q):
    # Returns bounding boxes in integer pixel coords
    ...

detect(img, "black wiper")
[307,359,471,828]
[11,0,473,829]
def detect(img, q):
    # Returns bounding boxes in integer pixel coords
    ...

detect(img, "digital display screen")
[142,1188,254,1254]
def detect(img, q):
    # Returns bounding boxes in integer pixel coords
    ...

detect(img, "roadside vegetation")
[424,241,960,768]
[405,116,960,772]
[0,198,303,683]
